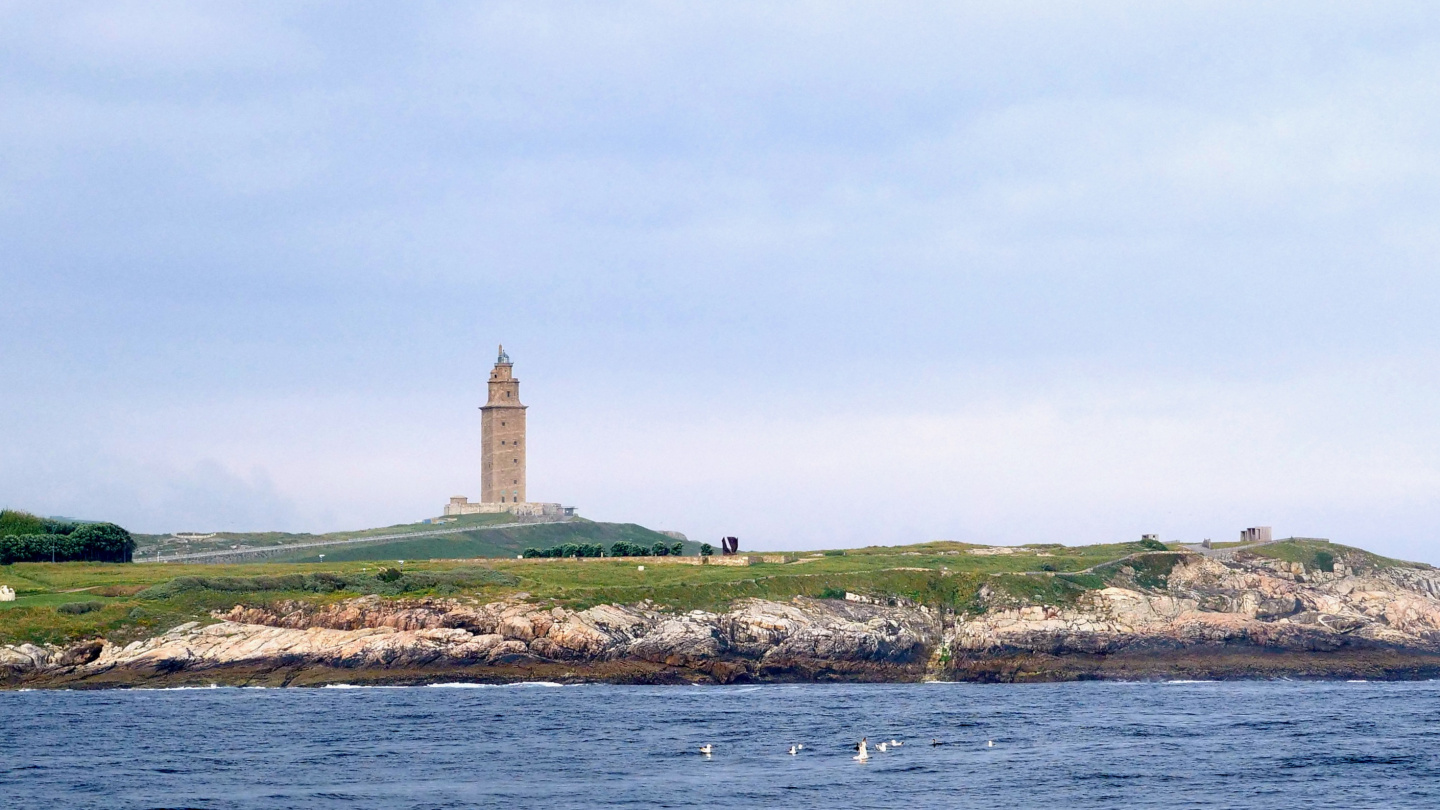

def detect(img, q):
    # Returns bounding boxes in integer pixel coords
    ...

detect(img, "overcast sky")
[4,2,1440,560]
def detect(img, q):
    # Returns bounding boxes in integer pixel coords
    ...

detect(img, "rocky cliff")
[7,550,1440,687]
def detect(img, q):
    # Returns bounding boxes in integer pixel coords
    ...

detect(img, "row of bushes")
[0,516,135,564]
[522,543,606,558]
[522,540,686,559]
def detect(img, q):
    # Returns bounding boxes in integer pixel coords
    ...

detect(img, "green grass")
[264,521,690,563]
[3,536,1423,648]
[1244,539,1426,572]
[131,511,523,557]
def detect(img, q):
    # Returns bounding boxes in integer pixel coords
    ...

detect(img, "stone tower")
[480,345,527,503]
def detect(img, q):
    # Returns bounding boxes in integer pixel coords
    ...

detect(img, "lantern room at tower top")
[444,345,573,519]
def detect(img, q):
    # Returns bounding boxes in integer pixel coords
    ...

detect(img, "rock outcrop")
[7,550,1440,687]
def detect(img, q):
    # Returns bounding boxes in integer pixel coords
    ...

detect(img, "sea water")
[2,680,1438,809]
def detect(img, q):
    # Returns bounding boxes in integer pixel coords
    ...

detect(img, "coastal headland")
[5,537,1440,687]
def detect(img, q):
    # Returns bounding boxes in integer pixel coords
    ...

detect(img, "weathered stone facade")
[482,345,526,504]
[443,346,573,519]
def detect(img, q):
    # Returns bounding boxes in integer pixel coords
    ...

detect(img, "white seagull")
[877,742,888,752]
[788,745,798,755]
[987,740,995,747]
[889,739,903,747]
[854,737,869,762]
[700,744,713,755]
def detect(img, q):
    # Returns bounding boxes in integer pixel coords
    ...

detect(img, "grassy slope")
[1,538,1426,648]
[131,512,522,556]
[262,521,690,563]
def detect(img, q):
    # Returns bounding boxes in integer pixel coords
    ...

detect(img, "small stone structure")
[1240,526,1273,544]
[444,497,571,518]
[0,585,14,602]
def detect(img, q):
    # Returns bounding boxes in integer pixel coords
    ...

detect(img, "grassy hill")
[134,514,695,562]
[132,512,520,557]
[2,537,1427,648]
[261,520,691,563]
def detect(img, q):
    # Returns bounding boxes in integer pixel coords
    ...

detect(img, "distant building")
[444,346,574,518]
[1240,526,1273,544]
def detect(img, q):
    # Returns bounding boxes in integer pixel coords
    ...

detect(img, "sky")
[4,2,1440,561]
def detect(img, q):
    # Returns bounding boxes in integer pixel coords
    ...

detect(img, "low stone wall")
[510,554,797,567]
[444,498,569,518]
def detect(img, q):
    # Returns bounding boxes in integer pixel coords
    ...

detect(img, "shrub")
[1314,550,1335,573]
[817,587,846,600]
[376,567,403,583]
[57,601,104,615]
[1137,537,1167,552]
[0,520,133,563]
[0,509,49,537]
[823,549,846,557]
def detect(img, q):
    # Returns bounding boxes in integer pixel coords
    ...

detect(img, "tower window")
[513,459,518,464]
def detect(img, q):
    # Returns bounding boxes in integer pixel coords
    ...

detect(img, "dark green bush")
[376,567,403,582]
[699,543,713,557]
[823,549,846,557]
[1137,537,1167,552]
[670,542,683,556]
[817,587,846,600]
[57,601,104,615]
[0,518,133,564]
[1314,550,1335,573]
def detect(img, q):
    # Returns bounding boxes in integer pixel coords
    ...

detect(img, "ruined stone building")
[444,346,570,518]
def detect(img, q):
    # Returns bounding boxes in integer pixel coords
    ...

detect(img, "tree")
[699,543,713,557]
[651,541,669,557]
[522,547,541,558]
[69,523,134,562]
[610,541,631,558]
[671,542,683,556]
